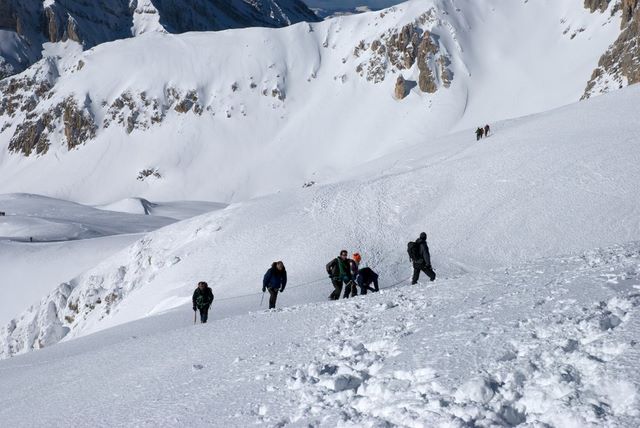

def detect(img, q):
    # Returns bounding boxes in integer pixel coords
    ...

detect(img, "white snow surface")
[0,193,225,324]
[0,2,639,425]
[0,0,622,204]
[0,242,639,426]
[95,197,228,220]
[0,193,176,241]
[2,82,640,359]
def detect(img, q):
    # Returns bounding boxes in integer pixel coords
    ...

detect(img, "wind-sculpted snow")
[0,0,621,203]
[0,242,638,426]
[2,84,640,358]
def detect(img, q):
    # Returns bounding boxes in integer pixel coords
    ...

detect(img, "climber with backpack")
[262,261,287,309]
[408,232,436,284]
[326,250,352,300]
[192,281,214,323]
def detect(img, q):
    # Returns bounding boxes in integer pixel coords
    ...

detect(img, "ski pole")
[193,309,196,325]
[260,291,265,307]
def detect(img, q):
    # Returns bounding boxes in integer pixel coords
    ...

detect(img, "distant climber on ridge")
[408,232,436,284]
[476,127,484,141]
[484,124,490,137]
[192,281,214,323]
[262,261,287,310]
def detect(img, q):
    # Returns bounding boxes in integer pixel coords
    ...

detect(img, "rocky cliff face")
[353,9,452,98]
[0,0,319,78]
[584,0,612,12]
[583,0,640,98]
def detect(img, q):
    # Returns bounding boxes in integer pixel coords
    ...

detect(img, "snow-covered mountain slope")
[0,235,141,325]
[0,193,177,240]
[0,241,638,426]
[2,82,639,359]
[0,0,319,78]
[0,193,226,323]
[0,0,622,205]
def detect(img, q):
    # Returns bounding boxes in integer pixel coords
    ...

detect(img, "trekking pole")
[260,291,265,307]
[193,309,196,325]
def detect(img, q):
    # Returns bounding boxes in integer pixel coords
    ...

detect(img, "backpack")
[407,241,420,261]
[195,289,212,309]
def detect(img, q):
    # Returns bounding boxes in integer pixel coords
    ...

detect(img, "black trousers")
[343,281,358,299]
[358,277,379,295]
[412,264,436,284]
[268,288,279,309]
[330,280,344,300]
[198,307,209,323]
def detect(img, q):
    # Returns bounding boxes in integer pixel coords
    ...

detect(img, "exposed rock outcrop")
[353,10,452,96]
[0,1,16,30]
[8,111,55,156]
[394,75,407,99]
[583,0,640,98]
[584,0,612,13]
[622,0,639,25]
[417,33,440,93]
[62,97,96,150]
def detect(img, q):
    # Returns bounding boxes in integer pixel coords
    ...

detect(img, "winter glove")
[262,287,266,292]
[279,288,285,293]
[192,306,196,311]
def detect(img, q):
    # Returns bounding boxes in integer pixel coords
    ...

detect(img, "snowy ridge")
[2,83,640,359]
[0,0,622,204]
[0,0,319,78]
[0,241,638,426]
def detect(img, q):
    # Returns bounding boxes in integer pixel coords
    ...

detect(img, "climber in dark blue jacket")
[262,261,287,309]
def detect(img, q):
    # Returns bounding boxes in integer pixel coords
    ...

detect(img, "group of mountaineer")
[326,251,380,301]
[192,232,436,321]
[475,124,491,140]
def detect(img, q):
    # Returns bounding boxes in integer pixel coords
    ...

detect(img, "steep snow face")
[0,0,319,77]
[2,83,639,358]
[0,0,622,205]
